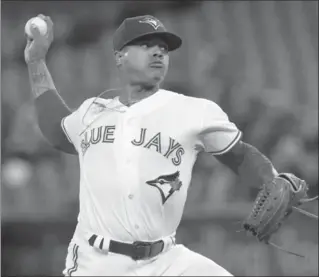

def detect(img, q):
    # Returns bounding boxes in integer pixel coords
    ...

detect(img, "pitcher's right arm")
[28,60,77,154]
[25,14,77,154]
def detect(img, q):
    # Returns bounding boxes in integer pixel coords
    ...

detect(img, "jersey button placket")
[124,117,133,167]
[127,117,134,125]
[124,113,140,233]
[122,113,137,198]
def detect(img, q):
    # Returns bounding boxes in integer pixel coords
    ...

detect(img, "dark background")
[1,1,318,276]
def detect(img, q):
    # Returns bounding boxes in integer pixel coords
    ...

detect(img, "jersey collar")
[113,89,168,116]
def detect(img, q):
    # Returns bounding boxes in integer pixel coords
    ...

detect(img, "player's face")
[120,36,169,86]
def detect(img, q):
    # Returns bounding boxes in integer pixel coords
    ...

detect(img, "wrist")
[238,142,278,186]
[27,59,55,98]
[27,58,46,67]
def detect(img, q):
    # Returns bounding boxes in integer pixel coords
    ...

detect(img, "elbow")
[215,140,246,173]
[37,113,59,141]
[37,117,77,155]
[34,92,77,154]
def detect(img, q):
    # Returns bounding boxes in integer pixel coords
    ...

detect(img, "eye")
[138,41,168,53]
[159,44,168,53]
[158,179,165,184]
[139,41,150,48]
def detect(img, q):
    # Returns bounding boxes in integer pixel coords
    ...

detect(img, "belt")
[88,234,168,260]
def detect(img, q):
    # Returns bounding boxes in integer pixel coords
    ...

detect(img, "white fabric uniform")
[62,89,241,276]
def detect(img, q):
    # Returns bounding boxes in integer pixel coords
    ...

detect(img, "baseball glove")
[242,173,318,257]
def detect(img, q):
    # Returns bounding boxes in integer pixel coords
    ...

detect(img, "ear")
[114,51,122,66]
[114,50,128,66]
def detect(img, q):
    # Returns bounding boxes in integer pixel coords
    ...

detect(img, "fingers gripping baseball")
[24,14,54,63]
[37,14,54,39]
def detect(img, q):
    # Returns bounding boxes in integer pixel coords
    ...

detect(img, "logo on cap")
[139,17,162,30]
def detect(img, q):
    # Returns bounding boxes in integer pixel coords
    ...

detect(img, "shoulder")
[72,97,114,114]
[77,97,109,110]
[161,89,223,111]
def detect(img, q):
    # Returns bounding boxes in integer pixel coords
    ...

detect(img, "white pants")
[63,240,232,276]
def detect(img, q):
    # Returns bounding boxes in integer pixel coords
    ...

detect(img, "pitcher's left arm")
[198,98,278,187]
[215,140,278,187]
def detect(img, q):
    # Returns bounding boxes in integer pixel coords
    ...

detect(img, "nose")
[152,46,164,59]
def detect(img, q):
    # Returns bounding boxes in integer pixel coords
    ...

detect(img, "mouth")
[149,61,164,68]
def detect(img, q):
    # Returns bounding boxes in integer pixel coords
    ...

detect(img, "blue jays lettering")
[80,126,185,166]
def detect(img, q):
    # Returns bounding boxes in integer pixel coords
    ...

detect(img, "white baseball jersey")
[62,89,241,243]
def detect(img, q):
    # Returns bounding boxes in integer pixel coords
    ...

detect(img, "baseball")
[25,17,48,37]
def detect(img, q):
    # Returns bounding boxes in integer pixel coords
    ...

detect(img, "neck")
[119,83,159,106]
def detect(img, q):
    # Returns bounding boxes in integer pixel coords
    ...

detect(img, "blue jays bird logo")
[139,17,162,30]
[146,171,183,204]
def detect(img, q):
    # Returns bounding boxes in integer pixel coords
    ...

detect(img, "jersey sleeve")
[61,98,95,150]
[61,110,80,146]
[198,100,242,155]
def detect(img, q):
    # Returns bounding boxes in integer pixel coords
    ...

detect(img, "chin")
[151,73,165,83]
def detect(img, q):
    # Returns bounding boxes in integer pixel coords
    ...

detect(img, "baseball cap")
[113,15,182,52]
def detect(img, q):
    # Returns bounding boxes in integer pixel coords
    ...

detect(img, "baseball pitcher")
[24,14,317,276]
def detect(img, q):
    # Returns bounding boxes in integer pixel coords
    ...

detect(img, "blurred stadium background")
[1,1,318,276]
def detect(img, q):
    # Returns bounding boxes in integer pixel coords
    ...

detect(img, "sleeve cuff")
[61,117,73,144]
[209,130,242,155]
